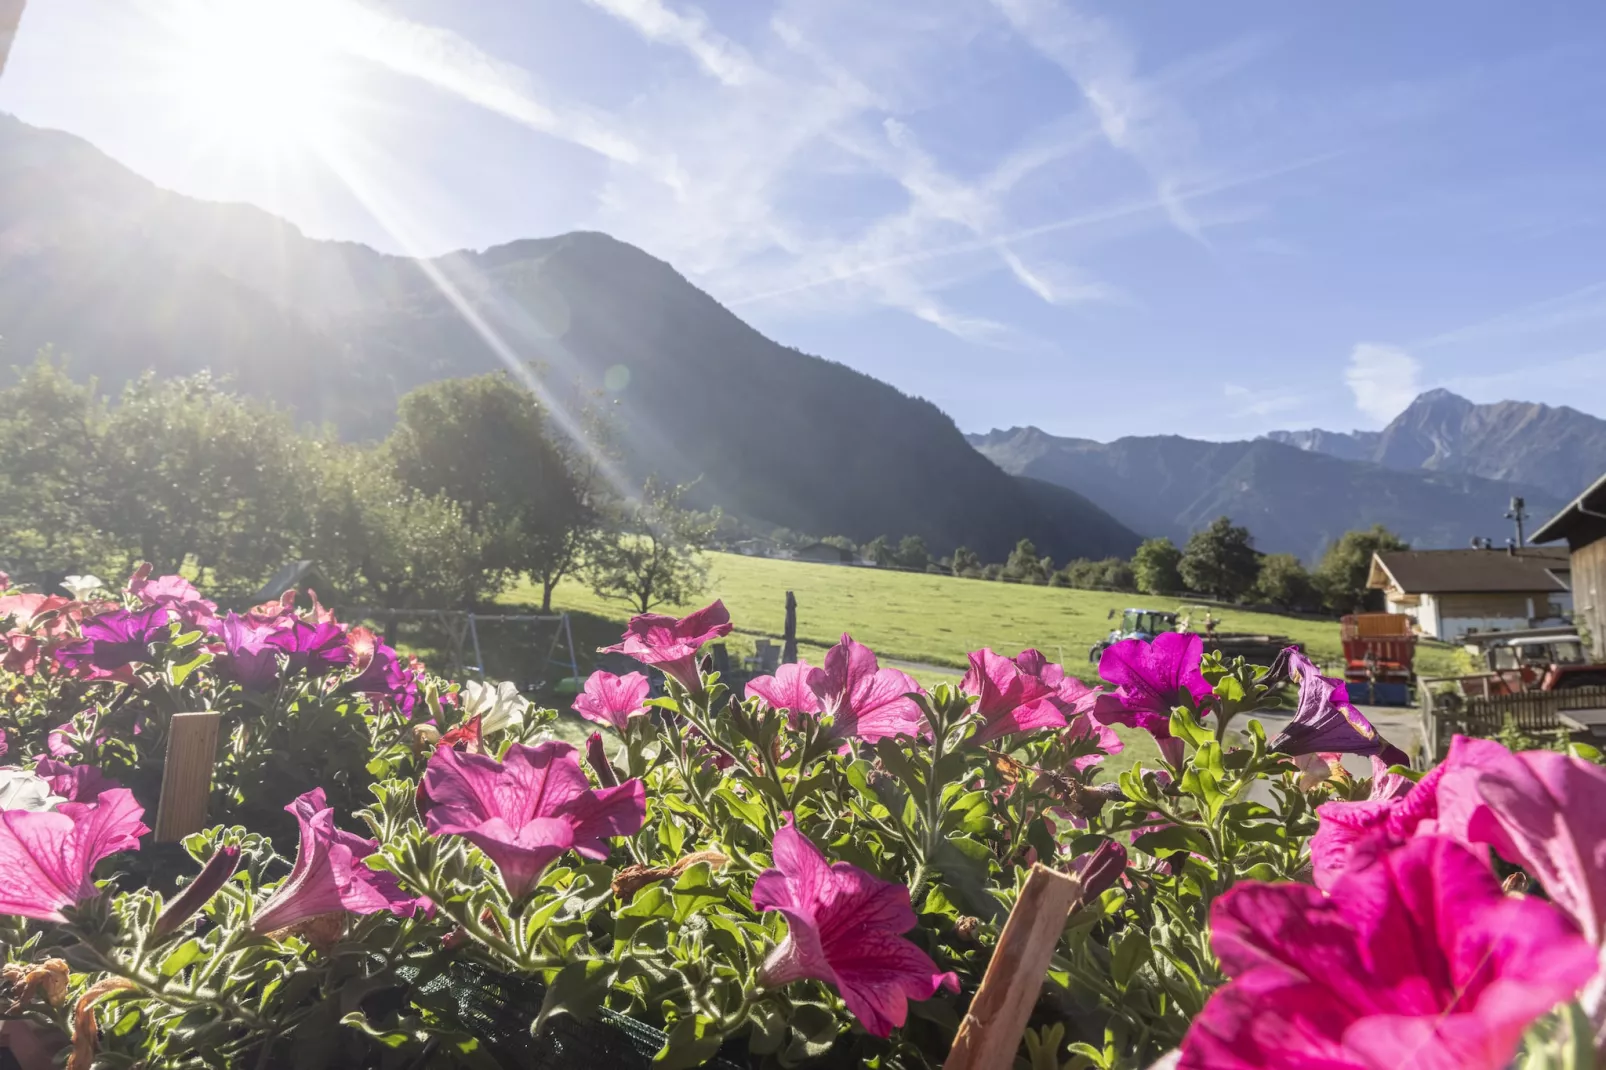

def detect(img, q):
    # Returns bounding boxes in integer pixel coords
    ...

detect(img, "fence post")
[154,712,222,842]
[943,865,1084,1070]
[782,591,798,665]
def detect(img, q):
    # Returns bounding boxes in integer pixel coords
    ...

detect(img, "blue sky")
[4,0,1605,441]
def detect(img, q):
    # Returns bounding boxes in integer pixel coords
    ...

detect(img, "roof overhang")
[1534,471,1606,544]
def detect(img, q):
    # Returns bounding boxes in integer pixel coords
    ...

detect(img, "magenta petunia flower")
[33,759,119,803]
[126,565,219,633]
[343,636,419,716]
[960,648,1068,745]
[0,788,149,921]
[1096,633,1212,738]
[1309,760,1447,892]
[252,789,425,935]
[219,613,284,691]
[753,817,958,1037]
[746,662,822,720]
[422,741,646,898]
[1180,835,1597,1070]
[1434,737,1606,945]
[54,606,171,676]
[599,601,733,692]
[1267,649,1410,767]
[267,618,352,677]
[806,635,926,743]
[571,670,651,732]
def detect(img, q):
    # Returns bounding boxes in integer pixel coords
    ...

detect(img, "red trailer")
[1340,614,1417,700]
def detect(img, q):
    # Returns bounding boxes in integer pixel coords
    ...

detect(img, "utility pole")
[0,0,26,81]
[1506,496,1529,549]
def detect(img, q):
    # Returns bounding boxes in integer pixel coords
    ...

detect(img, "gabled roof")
[1368,546,1571,595]
[1533,471,1606,545]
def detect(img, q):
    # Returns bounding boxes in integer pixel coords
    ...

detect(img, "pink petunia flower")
[126,564,219,633]
[252,789,426,935]
[572,670,651,732]
[33,759,119,803]
[1179,835,1597,1070]
[0,788,149,921]
[1433,737,1606,945]
[599,601,733,692]
[745,662,822,720]
[805,635,926,743]
[1096,633,1213,739]
[753,817,958,1037]
[422,741,646,898]
[960,648,1068,745]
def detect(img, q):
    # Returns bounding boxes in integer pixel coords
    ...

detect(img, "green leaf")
[654,1017,725,1069]
[167,650,213,687]
[782,1003,841,1062]
[159,938,205,977]
[532,959,617,1035]
[1110,930,1150,991]
[1167,705,1212,748]
[671,863,727,923]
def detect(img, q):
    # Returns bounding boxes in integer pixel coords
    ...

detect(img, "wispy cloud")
[987,0,1265,245]
[1346,343,1422,424]
[1420,279,1606,349]
[579,0,756,86]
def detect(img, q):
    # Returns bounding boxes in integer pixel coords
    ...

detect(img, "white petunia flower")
[61,575,105,601]
[461,679,531,735]
[0,768,66,812]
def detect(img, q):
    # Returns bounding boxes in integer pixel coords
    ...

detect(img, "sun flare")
[159,0,350,159]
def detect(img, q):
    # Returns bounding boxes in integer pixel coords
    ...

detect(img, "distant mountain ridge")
[0,114,1139,563]
[969,425,1565,561]
[1265,388,1606,500]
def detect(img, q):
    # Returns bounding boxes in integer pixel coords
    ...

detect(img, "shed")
[1532,471,1606,660]
[1366,546,1572,641]
[793,542,856,565]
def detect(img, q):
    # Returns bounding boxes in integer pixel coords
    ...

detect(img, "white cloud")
[580,0,757,86]
[1345,343,1422,425]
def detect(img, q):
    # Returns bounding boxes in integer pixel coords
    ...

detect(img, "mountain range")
[1264,389,1606,501]
[971,388,1606,560]
[0,114,1139,564]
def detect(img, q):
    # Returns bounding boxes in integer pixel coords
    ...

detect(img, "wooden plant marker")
[153,712,222,843]
[943,864,1085,1070]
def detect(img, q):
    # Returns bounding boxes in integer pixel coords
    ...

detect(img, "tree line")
[835,516,1408,614]
[0,357,714,613]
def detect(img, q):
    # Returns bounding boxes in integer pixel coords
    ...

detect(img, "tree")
[92,372,312,595]
[1253,553,1320,610]
[951,546,981,577]
[1005,539,1044,583]
[896,535,930,571]
[1178,517,1259,601]
[1315,524,1409,612]
[1132,537,1184,595]
[304,444,491,609]
[864,536,896,568]
[388,373,583,596]
[587,480,717,614]
[1056,557,1136,591]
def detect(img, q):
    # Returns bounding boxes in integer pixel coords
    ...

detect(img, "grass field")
[498,551,1467,683]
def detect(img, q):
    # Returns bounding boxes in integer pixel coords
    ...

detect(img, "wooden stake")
[943,864,1085,1070]
[154,712,222,843]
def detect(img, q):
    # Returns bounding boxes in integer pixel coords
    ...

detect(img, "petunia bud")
[585,732,619,787]
[410,724,441,757]
[1502,871,1530,895]
[154,845,241,937]
[1157,734,1186,770]
[1069,837,1128,901]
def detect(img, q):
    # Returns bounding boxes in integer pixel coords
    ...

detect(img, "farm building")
[793,541,857,565]
[1533,471,1606,660]
[1366,545,1572,641]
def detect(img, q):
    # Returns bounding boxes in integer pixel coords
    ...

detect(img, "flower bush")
[1,570,1605,1068]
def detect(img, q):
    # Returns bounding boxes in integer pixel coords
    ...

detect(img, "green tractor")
[1089,607,1180,662]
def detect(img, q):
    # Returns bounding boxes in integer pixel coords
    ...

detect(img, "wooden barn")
[1533,471,1606,661]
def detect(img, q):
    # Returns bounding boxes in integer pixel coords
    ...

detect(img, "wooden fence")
[1420,682,1606,760]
